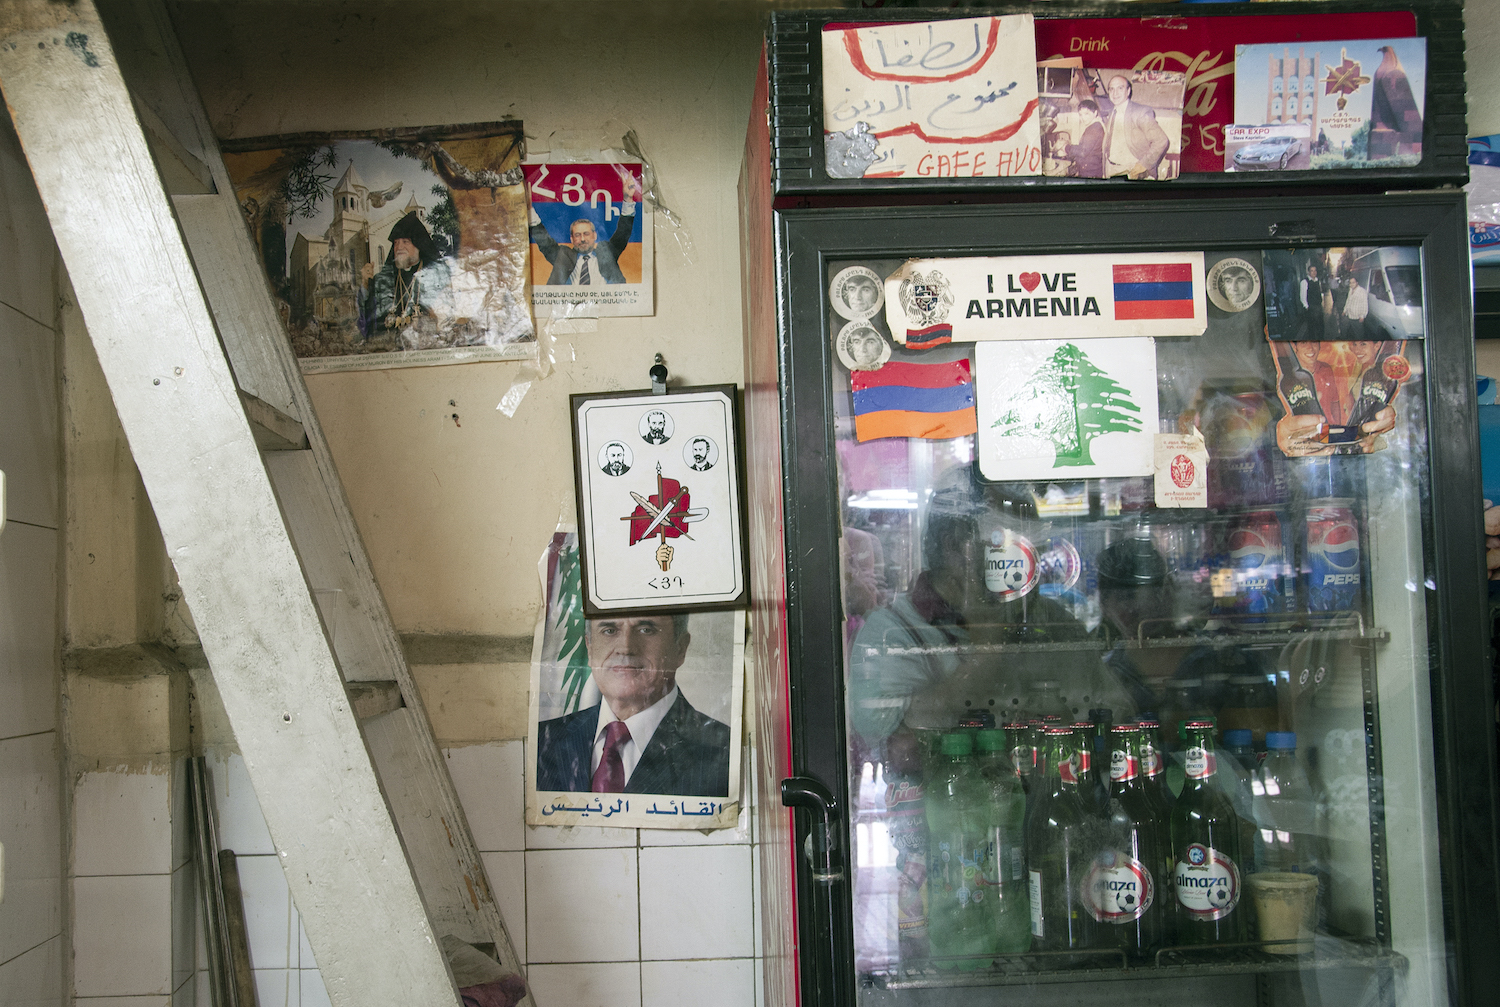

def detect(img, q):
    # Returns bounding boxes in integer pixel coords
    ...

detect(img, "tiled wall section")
[208,741,765,1007]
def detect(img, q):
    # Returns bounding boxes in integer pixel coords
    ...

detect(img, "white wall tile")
[73,875,172,997]
[0,115,57,326]
[72,767,172,876]
[524,822,636,850]
[171,759,192,871]
[639,846,753,961]
[0,934,62,1007]
[171,863,196,995]
[296,921,315,971]
[754,958,765,1007]
[525,848,638,963]
[233,855,296,970]
[752,844,763,960]
[191,972,208,1007]
[0,732,60,966]
[525,962,640,1007]
[0,523,58,740]
[252,970,297,1007]
[297,971,330,1007]
[172,969,195,1007]
[74,998,170,1007]
[0,308,57,531]
[208,753,275,856]
[445,742,524,852]
[479,851,526,962]
[641,959,755,1007]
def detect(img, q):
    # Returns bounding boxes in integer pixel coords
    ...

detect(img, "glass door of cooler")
[775,194,1495,1007]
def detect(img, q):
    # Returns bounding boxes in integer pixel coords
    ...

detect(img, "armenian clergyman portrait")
[536,615,731,797]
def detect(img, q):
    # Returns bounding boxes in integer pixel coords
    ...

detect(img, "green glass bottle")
[1170,721,1247,944]
[974,729,1031,954]
[1025,728,1096,952]
[925,733,999,969]
[1086,726,1167,960]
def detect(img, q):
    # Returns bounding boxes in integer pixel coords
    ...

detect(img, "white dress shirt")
[591,685,679,785]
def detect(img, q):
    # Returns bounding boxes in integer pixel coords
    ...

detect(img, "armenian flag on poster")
[851,360,977,442]
[884,252,1205,343]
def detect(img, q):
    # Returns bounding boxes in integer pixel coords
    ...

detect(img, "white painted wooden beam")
[0,4,463,1004]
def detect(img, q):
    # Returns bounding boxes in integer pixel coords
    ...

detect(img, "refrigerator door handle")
[781,776,844,883]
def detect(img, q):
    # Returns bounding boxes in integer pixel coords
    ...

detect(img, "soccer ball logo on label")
[1174,843,1240,920]
[1083,850,1154,923]
[984,531,1040,601]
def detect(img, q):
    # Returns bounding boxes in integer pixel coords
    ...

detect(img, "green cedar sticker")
[992,342,1143,467]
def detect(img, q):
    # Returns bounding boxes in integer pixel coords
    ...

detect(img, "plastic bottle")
[1089,725,1167,959]
[1026,728,1097,952]
[1025,680,1069,721]
[974,730,1032,954]
[1219,673,1280,748]
[925,733,999,969]
[1252,732,1328,925]
[1219,729,1261,870]
[884,734,930,964]
[1170,721,1247,944]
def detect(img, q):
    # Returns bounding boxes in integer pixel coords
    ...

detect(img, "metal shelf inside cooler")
[862,935,1407,990]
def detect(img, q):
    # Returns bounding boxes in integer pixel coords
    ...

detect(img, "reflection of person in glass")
[529,173,640,286]
[601,443,630,476]
[687,436,714,472]
[643,410,670,444]
[535,615,730,796]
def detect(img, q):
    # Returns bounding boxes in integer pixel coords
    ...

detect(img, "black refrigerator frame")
[771,192,1499,1006]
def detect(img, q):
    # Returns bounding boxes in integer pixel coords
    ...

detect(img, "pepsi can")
[1213,511,1286,618]
[1305,500,1361,612]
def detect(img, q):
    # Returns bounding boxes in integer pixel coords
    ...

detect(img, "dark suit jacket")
[1066,120,1104,178]
[1103,101,1169,179]
[536,692,731,797]
[529,210,634,285]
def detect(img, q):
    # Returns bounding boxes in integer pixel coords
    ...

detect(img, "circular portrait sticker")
[1206,257,1261,314]
[682,435,718,472]
[598,441,633,476]
[836,320,891,372]
[638,409,674,445]
[830,265,885,321]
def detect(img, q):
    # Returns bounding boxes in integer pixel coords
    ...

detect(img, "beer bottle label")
[1109,750,1139,782]
[1059,753,1081,785]
[1029,870,1044,937]
[1011,746,1033,773]
[1174,843,1241,920]
[1082,850,1154,923]
[1184,746,1217,779]
[1143,750,1162,777]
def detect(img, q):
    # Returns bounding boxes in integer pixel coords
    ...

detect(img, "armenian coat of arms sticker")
[895,270,956,349]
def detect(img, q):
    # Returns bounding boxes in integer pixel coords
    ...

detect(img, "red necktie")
[591,721,631,793]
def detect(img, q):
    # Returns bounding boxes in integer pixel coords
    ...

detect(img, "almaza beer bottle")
[1026,728,1097,952]
[1138,720,1175,815]
[1085,725,1166,959]
[1171,721,1246,944]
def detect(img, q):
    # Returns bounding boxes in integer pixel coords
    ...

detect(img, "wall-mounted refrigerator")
[740,5,1499,1007]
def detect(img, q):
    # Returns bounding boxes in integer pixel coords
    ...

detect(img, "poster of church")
[222,121,535,373]
[1231,38,1426,171]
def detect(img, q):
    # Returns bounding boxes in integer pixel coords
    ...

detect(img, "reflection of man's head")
[690,437,710,464]
[1107,75,1132,106]
[606,443,625,467]
[845,276,880,313]
[1097,536,1171,637]
[570,219,598,253]
[647,411,667,436]
[587,615,691,719]
[1293,342,1321,370]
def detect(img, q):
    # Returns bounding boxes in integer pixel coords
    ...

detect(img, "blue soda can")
[1305,500,1361,612]
[1213,511,1285,618]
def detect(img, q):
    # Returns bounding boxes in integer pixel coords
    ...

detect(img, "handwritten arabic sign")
[1031,11,1416,174]
[884,252,1206,343]
[822,16,1042,179]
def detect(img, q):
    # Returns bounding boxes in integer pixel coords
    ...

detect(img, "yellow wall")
[172,2,765,654]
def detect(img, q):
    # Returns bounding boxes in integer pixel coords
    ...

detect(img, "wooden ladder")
[0,2,528,1004]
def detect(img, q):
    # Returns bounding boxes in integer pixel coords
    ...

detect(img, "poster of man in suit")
[522,161,655,319]
[527,531,743,829]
